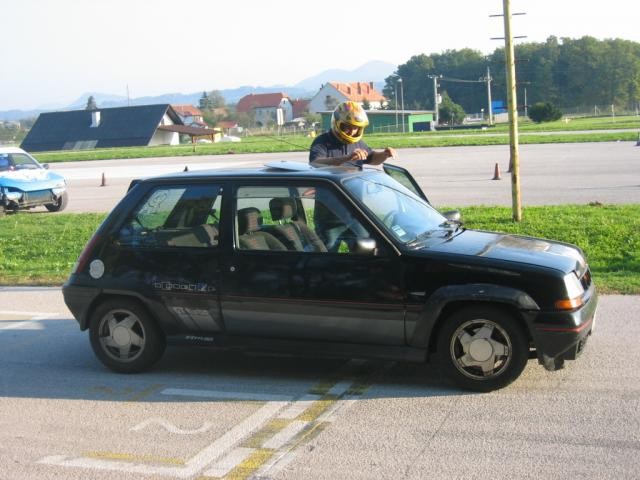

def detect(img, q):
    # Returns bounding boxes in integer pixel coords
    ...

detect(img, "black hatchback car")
[63,161,597,391]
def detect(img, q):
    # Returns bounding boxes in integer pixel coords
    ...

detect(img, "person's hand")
[348,149,369,162]
[383,147,398,160]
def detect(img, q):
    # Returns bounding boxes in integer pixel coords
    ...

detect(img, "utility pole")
[427,74,442,125]
[398,77,405,133]
[502,0,522,221]
[485,66,493,126]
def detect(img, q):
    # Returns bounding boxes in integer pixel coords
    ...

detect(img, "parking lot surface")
[1,288,638,479]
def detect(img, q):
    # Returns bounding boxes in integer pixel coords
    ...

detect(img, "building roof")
[236,93,289,113]
[217,120,239,129]
[329,82,386,103]
[172,104,204,117]
[21,104,182,152]
[157,125,220,136]
[291,99,310,118]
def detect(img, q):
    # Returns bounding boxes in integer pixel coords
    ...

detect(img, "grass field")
[29,115,640,164]
[1,204,638,293]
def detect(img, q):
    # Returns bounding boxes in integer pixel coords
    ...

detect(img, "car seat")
[237,207,286,251]
[269,198,327,252]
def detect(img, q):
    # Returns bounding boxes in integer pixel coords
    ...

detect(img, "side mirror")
[42,163,50,170]
[355,238,377,255]
[442,210,462,223]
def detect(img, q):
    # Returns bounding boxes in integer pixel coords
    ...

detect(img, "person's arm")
[311,149,369,167]
[364,147,398,165]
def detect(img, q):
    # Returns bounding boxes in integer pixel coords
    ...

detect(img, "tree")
[438,92,466,124]
[528,102,563,123]
[198,92,210,110]
[85,96,97,110]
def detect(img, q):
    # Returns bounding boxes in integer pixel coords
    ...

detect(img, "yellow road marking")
[296,394,338,422]
[84,450,184,466]
[126,384,164,402]
[240,418,292,449]
[222,448,274,480]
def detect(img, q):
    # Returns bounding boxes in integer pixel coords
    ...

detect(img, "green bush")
[528,102,563,123]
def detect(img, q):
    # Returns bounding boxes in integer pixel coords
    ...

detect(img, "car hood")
[0,169,66,191]
[417,229,586,275]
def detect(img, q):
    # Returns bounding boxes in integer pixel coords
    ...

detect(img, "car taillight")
[71,234,101,274]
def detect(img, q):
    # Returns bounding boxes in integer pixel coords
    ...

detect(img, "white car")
[219,135,241,143]
[0,147,68,213]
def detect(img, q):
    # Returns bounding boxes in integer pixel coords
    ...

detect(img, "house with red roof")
[308,82,387,113]
[236,93,294,126]
[172,104,208,127]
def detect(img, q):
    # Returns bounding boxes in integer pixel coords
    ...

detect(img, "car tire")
[89,299,166,373]
[437,305,529,392]
[45,192,68,212]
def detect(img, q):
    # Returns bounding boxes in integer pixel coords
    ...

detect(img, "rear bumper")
[530,288,598,371]
[62,281,101,330]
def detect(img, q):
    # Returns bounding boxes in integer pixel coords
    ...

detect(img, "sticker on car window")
[391,225,406,237]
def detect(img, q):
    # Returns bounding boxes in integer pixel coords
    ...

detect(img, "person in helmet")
[309,101,397,167]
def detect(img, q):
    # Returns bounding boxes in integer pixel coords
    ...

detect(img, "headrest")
[269,197,297,221]
[238,207,262,234]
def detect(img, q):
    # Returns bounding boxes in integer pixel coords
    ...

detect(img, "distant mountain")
[68,92,129,109]
[0,61,397,121]
[294,60,397,91]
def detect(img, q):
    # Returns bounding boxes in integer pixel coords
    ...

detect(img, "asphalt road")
[45,140,640,213]
[4,142,638,479]
[0,288,638,479]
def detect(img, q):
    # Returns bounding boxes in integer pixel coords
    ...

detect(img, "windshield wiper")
[406,229,437,247]
[439,220,463,238]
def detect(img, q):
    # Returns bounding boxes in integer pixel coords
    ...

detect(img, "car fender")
[406,283,540,348]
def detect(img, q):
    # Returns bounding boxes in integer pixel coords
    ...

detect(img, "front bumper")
[530,288,598,371]
[1,186,66,209]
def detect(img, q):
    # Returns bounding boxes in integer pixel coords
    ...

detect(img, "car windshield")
[343,171,448,244]
[0,153,41,171]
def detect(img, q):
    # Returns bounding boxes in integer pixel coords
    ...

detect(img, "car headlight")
[5,190,23,202]
[554,272,585,310]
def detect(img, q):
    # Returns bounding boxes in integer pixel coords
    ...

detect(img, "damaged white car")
[0,147,68,213]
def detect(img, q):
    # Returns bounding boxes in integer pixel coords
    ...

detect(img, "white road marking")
[201,447,254,478]
[130,418,214,435]
[278,394,322,419]
[38,363,386,478]
[39,400,289,478]
[161,387,293,402]
[262,420,309,450]
[0,320,44,331]
[327,380,352,397]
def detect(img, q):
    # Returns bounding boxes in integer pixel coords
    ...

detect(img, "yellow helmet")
[331,101,369,144]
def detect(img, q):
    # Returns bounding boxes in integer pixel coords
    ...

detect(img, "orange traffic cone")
[492,163,501,180]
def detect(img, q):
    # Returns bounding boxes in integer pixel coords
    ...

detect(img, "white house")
[236,93,294,126]
[308,82,387,113]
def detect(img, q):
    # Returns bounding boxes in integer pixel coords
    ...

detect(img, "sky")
[2,0,639,111]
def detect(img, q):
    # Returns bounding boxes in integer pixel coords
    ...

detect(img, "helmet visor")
[339,123,363,138]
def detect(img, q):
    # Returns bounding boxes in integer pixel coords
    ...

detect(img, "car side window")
[117,184,221,248]
[235,184,372,254]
